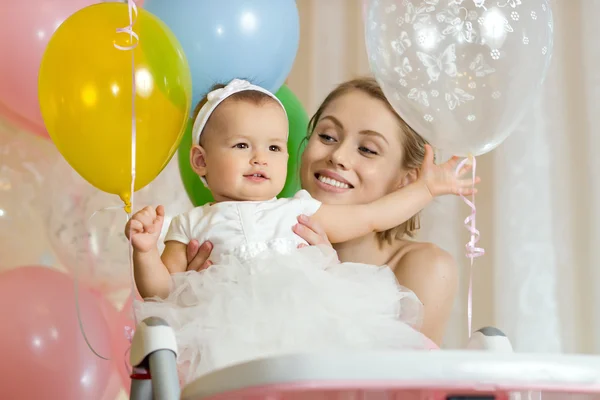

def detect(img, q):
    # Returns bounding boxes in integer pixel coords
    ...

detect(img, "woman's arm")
[393,243,458,346]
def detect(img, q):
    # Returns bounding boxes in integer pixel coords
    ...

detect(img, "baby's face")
[197,99,289,202]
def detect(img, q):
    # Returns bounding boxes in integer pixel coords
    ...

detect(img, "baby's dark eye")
[234,143,249,149]
[318,133,336,142]
[359,146,378,155]
[269,145,281,152]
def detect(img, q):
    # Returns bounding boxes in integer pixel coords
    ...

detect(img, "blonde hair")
[306,77,429,244]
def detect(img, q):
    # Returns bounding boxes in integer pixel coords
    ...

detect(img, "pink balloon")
[0,266,113,399]
[0,0,144,139]
[101,369,124,400]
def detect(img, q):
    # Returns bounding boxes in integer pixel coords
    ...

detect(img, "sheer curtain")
[288,0,600,354]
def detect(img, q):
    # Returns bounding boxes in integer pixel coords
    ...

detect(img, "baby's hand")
[419,144,480,197]
[125,205,165,253]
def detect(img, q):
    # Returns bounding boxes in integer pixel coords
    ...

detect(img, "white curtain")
[288,0,600,354]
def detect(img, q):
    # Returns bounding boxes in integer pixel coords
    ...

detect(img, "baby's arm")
[311,145,478,243]
[126,205,191,299]
[312,180,433,243]
[133,241,188,299]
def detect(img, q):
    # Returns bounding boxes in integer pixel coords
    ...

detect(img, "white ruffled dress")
[135,190,429,384]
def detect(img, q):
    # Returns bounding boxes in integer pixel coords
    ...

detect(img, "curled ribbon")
[114,1,139,52]
[455,156,484,338]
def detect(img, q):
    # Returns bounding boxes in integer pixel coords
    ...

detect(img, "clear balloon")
[0,266,112,399]
[43,154,192,294]
[0,121,59,270]
[364,0,554,156]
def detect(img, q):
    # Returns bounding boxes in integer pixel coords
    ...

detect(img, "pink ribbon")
[455,156,484,338]
[123,325,135,375]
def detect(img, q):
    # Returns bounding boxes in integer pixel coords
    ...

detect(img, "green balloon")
[138,13,191,112]
[178,84,309,207]
[178,121,212,207]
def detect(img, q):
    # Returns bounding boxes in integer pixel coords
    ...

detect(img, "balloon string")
[74,274,111,360]
[455,156,484,338]
[115,0,140,377]
[74,205,126,361]
[74,0,140,365]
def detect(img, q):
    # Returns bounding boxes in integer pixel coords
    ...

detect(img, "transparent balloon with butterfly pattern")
[364,0,554,156]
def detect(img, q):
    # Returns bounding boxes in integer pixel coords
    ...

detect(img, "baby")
[127,79,477,382]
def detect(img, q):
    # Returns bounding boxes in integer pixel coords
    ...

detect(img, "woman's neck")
[333,224,411,265]
[333,233,386,265]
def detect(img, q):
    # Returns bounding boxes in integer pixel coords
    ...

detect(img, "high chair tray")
[181,350,600,400]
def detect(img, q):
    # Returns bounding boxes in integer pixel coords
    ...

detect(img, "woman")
[181,77,489,347]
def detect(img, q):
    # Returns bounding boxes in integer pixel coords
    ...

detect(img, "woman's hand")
[185,239,214,271]
[292,214,333,249]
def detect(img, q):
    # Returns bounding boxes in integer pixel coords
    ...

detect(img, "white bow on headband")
[191,79,286,146]
[206,79,253,103]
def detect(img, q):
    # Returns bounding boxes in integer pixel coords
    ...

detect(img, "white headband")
[191,78,286,146]
[191,79,287,188]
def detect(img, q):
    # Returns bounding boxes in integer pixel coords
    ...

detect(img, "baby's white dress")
[135,190,428,383]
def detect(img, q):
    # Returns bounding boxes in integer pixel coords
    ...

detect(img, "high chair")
[129,317,600,400]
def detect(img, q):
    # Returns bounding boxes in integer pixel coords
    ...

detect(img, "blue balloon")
[144,0,299,109]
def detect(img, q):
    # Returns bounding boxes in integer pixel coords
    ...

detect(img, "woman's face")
[300,90,408,206]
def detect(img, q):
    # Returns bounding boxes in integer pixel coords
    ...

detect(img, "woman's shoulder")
[389,240,459,345]
[390,240,458,284]
[397,240,455,266]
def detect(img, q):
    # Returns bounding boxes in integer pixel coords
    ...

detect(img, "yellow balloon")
[39,3,192,210]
